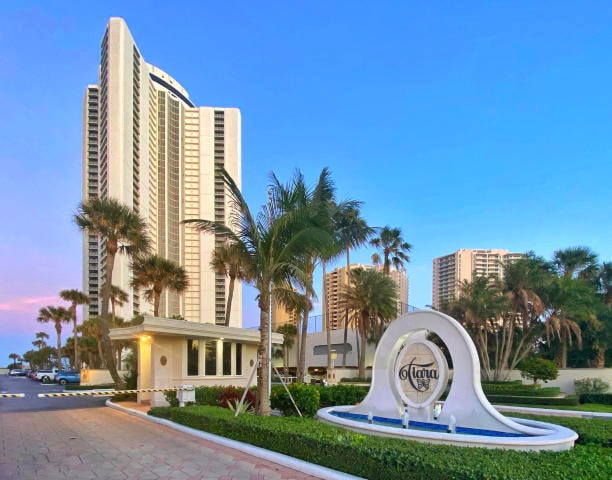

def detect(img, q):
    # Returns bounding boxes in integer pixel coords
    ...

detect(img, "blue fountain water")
[330,410,528,438]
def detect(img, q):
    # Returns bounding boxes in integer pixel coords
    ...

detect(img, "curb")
[107,400,363,480]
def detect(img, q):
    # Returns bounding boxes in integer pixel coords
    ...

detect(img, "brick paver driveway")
[0,406,324,480]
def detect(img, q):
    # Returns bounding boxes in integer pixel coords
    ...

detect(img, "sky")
[1,1,611,365]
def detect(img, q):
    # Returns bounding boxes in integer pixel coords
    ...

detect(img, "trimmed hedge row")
[515,413,612,448]
[579,394,612,406]
[487,395,579,406]
[482,385,561,397]
[148,405,611,480]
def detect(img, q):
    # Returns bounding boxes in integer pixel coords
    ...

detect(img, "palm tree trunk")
[258,304,271,416]
[225,276,235,326]
[342,248,350,367]
[153,289,161,317]
[55,325,62,369]
[73,315,80,369]
[358,325,367,378]
[298,309,309,382]
[100,250,123,387]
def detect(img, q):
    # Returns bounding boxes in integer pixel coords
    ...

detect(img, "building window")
[205,341,217,375]
[313,343,352,355]
[236,343,242,375]
[223,342,231,375]
[187,339,199,376]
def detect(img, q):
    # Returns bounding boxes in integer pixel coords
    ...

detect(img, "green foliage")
[517,413,612,448]
[519,357,559,385]
[148,405,612,480]
[482,384,561,397]
[579,394,612,405]
[148,406,172,419]
[270,384,320,417]
[195,385,226,406]
[163,389,179,407]
[487,394,579,406]
[574,378,610,394]
[339,376,371,383]
[317,384,368,407]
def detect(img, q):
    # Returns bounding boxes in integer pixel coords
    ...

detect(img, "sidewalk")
[108,401,362,480]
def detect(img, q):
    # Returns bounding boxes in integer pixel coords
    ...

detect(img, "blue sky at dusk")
[1,1,611,364]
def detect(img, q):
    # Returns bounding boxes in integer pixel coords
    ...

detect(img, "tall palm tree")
[59,289,90,369]
[332,205,374,367]
[341,268,398,378]
[553,246,599,280]
[370,226,412,276]
[78,317,104,368]
[184,167,331,415]
[210,241,254,326]
[595,261,612,306]
[74,197,150,386]
[131,255,189,317]
[451,275,508,380]
[37,306,71,368]
[8,353,20,366]
[108,284,129,323]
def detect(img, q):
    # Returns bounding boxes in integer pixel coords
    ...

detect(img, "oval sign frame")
[394,339,449,408]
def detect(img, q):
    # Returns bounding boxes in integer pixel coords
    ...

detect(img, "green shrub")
[163,389,179,407]
[575,378,610,394]
[195,385,225,406]
[579,393,612,405]
[488,394,579,406]
[482,380,523,386]
[482,385,561,397]
[148,406,172,419]
[271,384,320,416]
[515,413,612,448]
[148,405,612,480]
[519,357,559,386]
[317,384,368,407]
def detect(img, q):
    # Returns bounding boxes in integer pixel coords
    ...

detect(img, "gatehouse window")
[187,339,199,376]
[205,340,217,375]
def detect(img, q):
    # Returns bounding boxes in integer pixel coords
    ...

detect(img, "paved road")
[0,376,328,480]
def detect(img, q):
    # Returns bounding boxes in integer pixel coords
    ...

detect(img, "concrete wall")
[500,368,612,394]
[80,369,129,386]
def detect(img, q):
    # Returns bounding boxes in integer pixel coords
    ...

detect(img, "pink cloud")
[0,295,61,313]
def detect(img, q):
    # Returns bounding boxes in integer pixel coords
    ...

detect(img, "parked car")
[28,369,38,379]
[8,368,28,376]
[35,368,59,382]
[55,370,80,385]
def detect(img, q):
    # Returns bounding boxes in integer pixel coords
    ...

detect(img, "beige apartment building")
[431,249,524,309]
[83,17,242,326]
[324,264,409,330]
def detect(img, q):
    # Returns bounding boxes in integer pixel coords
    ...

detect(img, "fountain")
[317,310,577,451]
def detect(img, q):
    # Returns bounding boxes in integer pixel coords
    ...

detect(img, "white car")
[34,368,59,382]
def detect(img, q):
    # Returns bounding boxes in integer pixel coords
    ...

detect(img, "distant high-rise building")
[83,17,242,326]
[324,264,409,330]
[431,249,524,309]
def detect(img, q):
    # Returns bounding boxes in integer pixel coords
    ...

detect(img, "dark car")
[55,370,80,385]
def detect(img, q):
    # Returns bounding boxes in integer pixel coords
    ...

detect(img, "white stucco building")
[83,17,242,326]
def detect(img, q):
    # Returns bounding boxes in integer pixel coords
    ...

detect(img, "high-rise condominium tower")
[324,264,409,330]
[83,17,242,326]
[431,249,524,309]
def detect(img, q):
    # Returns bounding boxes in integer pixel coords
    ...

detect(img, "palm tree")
[210,241,254,326]
[37,306,71,368]
[341,268,398,378]
[131,255,189,317]
[78,317,104,368]
[108,284,129,323]
[184,168,331,415]
[595,261,612,306]
[370,226,412,276]
[269,168,337,383]
[8,353,20,367]
[542,276,595,367]
[275,323,297,380]
[59,289,90,369]
[32,331,49,350]
[74,197,150,386]
[332,205,374,367]
[553,246,599,280]
[451,275,508,380]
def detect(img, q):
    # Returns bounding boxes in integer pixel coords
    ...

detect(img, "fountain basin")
[317,405,578,451]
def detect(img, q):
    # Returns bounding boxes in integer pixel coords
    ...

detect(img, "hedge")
[148,405,611,480]
[487,395,579,406]
[516,413,612,448]
[482,385,561,397]
[579,394,612,406]
[318,384,368,407]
